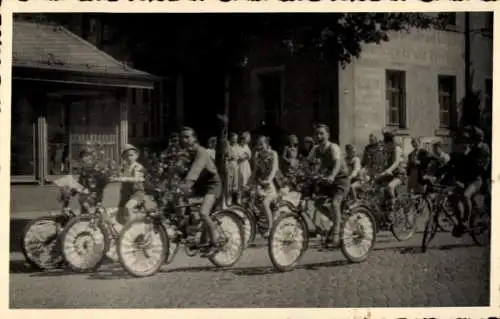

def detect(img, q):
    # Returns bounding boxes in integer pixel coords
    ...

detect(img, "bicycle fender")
[212,208,246,226]
[273,200,298,213]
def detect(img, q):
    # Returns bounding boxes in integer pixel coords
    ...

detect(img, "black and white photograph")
[7,11,493,309]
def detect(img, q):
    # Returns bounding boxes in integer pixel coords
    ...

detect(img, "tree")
[93,13,443,74]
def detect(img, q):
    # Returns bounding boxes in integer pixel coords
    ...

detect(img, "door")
[11,96,37,182]
[259,72,283,127]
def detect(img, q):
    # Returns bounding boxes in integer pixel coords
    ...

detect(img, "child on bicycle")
[111,144,146,224]
[76,147,108,214]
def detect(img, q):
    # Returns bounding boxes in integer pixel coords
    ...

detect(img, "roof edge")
[14,20,157,79]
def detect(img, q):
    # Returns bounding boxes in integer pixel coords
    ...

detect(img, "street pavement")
[10,225,490,308]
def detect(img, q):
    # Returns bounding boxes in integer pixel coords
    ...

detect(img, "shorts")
[192,180,222,198]
[257,183,278,200]
[316,177,350,199]
[464,176,483,195]
[378,173,407,187]
[118,190,146,208]
[350,176,361,184]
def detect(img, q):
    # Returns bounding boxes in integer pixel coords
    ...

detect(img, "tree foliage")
[84,13,444,74]
[16,12,445,74]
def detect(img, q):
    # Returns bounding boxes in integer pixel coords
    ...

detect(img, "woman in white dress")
[238,132,252,192]
[226,133,240,204]
[207,136,217,162]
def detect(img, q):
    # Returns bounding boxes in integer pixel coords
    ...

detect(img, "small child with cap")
[111,144,146,223]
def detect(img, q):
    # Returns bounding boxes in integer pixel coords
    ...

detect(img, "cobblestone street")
[10,230,490,308]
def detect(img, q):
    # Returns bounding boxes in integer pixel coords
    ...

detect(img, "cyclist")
[111,144,146,223]
[178,126,223,256]
[376,131,406,210]
[307,124,350,246]
[250,135,280,237]
[430,131,477,230]
[462,126,490,226]
[407,137,432,194]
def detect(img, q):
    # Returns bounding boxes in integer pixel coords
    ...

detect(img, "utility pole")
[465,12,471,96]
[216,74,230,206]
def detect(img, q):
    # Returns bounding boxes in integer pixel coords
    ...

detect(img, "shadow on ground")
[10,218,30,254]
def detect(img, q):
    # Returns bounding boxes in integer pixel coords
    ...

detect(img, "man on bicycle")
[307,124,350,246]
[376,131,406,210]
[178,126,223,256]
[431,128,489,230]
[462,126,490,227]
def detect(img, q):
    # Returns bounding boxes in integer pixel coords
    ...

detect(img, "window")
[386,70,407,128]
[129,87,167,141]
[438,75,457,128]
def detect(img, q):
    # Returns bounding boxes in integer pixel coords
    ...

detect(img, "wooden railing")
[69,133,118,173]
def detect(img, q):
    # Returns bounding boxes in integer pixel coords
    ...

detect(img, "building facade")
[10,20,157,212]
[338,12,493,153]
[229,12,492,154]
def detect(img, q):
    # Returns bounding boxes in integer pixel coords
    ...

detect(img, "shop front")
[11,21,157,213]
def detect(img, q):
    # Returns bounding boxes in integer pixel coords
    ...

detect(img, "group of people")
[72,121,490,256]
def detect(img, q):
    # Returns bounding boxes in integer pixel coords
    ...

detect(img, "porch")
[11,21,157,213]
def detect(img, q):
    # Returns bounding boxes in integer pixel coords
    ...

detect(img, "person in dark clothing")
[361,133,385,180]
[300,136,315,159]
[407,137,432,193]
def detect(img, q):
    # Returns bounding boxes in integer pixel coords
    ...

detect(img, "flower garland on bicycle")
[60,143,117,213]
[177,126,223,256]
[306,123,350,246]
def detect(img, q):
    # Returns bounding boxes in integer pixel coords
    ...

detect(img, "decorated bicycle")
[116,138,245,278]
[21,142,116,271]
[268,165,377,272]
[21,177,79,270]
[59,143,121,272]
[116,180,245,277]
[355,174,420,242]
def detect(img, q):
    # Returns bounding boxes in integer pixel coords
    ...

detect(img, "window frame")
[437,74,457,129]
[385,69,407,129]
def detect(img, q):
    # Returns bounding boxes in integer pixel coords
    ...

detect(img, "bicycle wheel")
[226,205,257,249]
[61,215,109,272]
[117,218,169,277]
[390,194,418,241]
[268,211,309,272]
[421,204,439,253]
[21,216,67,270]
[470,208,490,246]
[436,197,455,233]
[208,210,245,268]
[340,205,376,263]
